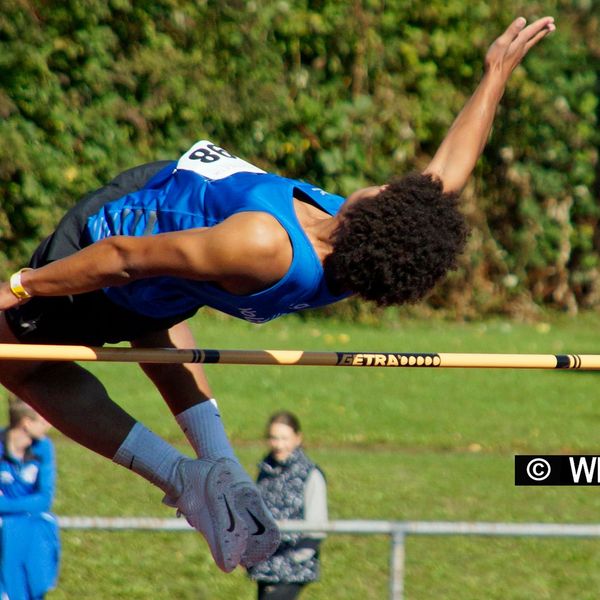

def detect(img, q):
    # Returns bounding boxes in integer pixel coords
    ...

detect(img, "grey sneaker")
[164,458,249,573]
[224,462,281,568]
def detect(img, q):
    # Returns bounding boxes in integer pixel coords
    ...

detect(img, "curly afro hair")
[324,173,469,306]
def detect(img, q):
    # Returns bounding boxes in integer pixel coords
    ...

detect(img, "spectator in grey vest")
[248,411,327,600]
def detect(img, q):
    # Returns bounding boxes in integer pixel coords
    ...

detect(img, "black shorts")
[5,161,198,346]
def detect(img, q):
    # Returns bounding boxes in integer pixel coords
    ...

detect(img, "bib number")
[176,140,266,180]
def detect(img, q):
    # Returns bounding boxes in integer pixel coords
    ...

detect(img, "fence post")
[389,528,405,600]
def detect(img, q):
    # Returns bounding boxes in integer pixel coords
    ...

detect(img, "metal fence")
[58,517,600,599]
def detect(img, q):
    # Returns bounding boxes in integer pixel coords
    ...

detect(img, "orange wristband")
[9,268,33,300]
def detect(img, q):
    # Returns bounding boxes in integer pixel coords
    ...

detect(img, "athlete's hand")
[0,282,23,311]
[485,16,555,82]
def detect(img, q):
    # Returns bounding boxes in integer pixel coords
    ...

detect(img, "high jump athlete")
[0,16,554,573]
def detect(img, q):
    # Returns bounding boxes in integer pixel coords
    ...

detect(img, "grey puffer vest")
[247,448,322,584]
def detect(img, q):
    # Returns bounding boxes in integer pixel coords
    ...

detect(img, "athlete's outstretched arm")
[0,212,291,311]
[424,16,555,194]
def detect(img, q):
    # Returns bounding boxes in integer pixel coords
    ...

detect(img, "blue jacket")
[0,432,60,599]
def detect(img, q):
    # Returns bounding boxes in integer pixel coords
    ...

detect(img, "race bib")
[176,140,266,181]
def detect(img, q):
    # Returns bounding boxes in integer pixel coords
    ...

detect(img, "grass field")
[12,309,600,599]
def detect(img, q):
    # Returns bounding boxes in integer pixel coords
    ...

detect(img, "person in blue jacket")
[0,396,60,600]
[0,17,554,575]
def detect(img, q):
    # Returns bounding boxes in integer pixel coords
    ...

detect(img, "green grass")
[12,310,600,599]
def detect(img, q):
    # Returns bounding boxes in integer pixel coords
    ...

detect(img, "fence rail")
[57,517,600,599]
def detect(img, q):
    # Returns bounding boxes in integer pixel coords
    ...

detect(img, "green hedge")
[1,0,598,316]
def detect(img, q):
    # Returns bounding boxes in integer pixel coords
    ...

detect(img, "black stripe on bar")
[200,349,221,364]
[555,355,572,369]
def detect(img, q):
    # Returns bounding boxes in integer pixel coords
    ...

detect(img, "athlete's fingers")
[523,22,555,53]
[496,16,528,47]
[514,17,553,48]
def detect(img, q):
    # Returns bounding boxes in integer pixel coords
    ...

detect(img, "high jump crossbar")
[0,343,599,369]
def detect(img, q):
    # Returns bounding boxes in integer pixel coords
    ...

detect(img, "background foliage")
[0,0,598,316]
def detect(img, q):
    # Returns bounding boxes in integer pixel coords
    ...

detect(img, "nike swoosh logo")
[224,496,236,532]
[247,509,266,536]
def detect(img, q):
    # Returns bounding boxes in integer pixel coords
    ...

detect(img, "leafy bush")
[1,1,597,316]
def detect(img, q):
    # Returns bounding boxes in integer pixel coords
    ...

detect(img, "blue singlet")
[86,141,350,323]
